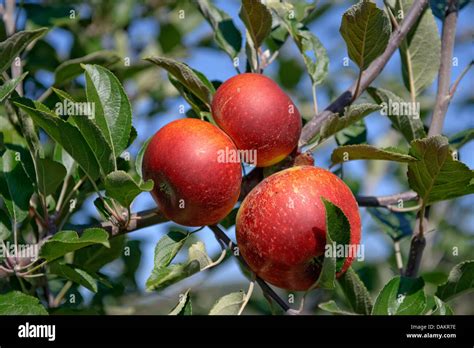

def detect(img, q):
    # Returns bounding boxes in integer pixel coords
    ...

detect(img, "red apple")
[211,73,302,167]
[236,166,361,291]
[142,118,242,226]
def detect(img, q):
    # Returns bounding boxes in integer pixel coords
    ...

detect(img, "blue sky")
[36,0,474,293]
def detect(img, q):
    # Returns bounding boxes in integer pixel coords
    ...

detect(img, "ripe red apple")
[236,166,361,291]
[142,118,242,226]
[211,73,302,167]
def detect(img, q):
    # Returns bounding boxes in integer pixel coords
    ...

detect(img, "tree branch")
[428,0,459,137]
[78,208,168,236]
[406,0,459,278]
[299,0,429,147]
[208,225,291,313]
[356,191,418,207]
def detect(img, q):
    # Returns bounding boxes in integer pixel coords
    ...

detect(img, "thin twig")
[449,60,473,97]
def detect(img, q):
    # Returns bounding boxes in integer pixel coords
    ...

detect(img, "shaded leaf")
[0,149,34,223]
[331,144,417,165]
[74,235,126,272]
[196,0,242,59]
[429,0,470,19]
[0,72,28,103]
[37,158,67,196]
[407,136,474,205]
[104,170,153,207]
[335,120,367,146]
[286,22,328,85]
[396,0,441,96]
[436,260,474,301]
[367,208,413,241]
[135,136,152,179]
[319,103,381,144]
[239,0,272,49]
[367,87,426,142]
[52,87,115,176]
[0,28,48,74]
[449,128,474,150]
[339,2,391,70]
[314,198,352,290]
[54,51,120,85]
[338,267,373,315]
[40,228,110,262]
[49,262,99,292]
[145,57,213,105]
[13,98,102,180]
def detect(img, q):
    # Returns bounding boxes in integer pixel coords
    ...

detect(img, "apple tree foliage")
[0,0,472,315]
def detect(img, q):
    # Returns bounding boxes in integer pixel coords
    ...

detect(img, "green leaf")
[0,72,28,103]
[239,0,272,49]
[372,276,426,315]
[0,209,11,241]
[337,267,373,315]
[169,289,192,315]
[83,64,132,159]
[407,135,474,205]
[168,73,210,113]
[145,57,213,106]
[13,98,102,180]
[104,170,153,207]
[396,0,441,96]
[146,238,213,291]
[135,137,152,179]
[286,22,328,85]
[0,291,48,315]
[367,208,413,241]
[0,28,48,74]
[52,87,116,176]
[367,87,426,142]
[49,262,99,292]
[339,1,391,70]
[335,120,367,146]
[315,198,352,290]
[318,300,356,315]
[431,296,453,315]
[0,149,34,223]
[449,128,474,150]
[209,291,245,315]
[54,51,120,85]
[331,144,417,165]
[146,261,201,291]
[318,103,381,144]
[436,260,474,301]
[40,228,110,262]
[36,158,67,196]
[430,0,470,19]
[74,235,126,272]
[153,230,190,269]
[196,0,242,59]
[188,241,213,269]
[219,207,238,229]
